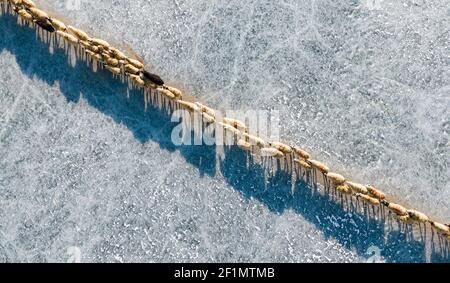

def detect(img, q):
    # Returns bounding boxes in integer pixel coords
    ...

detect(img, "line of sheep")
[2,0,449,243]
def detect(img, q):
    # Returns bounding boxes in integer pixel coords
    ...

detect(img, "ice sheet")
[0,0,449,262]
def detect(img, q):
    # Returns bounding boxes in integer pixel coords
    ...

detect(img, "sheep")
[268,142,293,154]
[201,113,215,124]
[307,159,329,174]
[109,47,128,61]
[406,209,429,223]
[336,184,352,194]
[57,30,78,44]
[195,102,216,117]
[326,172,346,185]
[261,147,284,159]
[242,133,266,148]
[292,146,310,160]
[22,0,35,8]
[176,101,200,112]
[49,18,67,32]
[105,65,121,75]
[381,200,407,216]
[128,74,145,87]
[218,122,242,138]
[429,221,450,235]
[223,117,247,132]
[366,185,386,200]
[355,193,380,206]
[124,64,140,75]
[17,8,33,22]
[294,158,312,170]
[88,38,110,53]
[28,7,49,21]
[237,139,252,151]
[164,86,183,98]
[67,25,90,41]
[346,181,369,195]
[126,58,144,70]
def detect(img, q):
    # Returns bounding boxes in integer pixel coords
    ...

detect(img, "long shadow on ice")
[1,14,448,263]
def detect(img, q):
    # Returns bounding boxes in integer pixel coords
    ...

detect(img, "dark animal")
[34,19,55,33]
[141,70,164,86]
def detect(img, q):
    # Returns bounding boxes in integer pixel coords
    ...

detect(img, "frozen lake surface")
[0,0,449,262]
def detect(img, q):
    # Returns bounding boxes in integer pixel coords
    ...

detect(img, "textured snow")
[0,0,449,262]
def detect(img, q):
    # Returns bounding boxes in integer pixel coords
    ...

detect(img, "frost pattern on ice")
[0,0,449,262]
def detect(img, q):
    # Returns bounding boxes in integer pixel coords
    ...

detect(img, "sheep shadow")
[0,13,448,262]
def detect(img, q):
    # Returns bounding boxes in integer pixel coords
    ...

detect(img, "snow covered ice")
[0,0,449,262]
